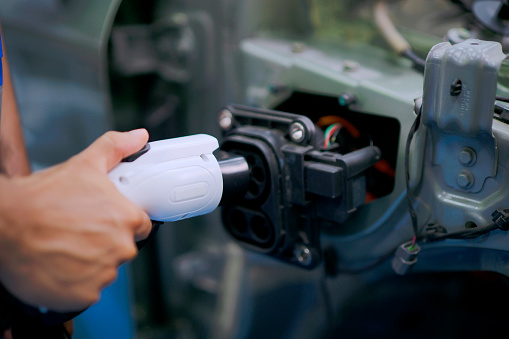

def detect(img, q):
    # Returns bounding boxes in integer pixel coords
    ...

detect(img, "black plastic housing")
[220,105,381,268]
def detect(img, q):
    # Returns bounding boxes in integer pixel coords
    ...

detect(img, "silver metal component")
[289,122,306,143]
[456,170,474,189]
[457,29,471,40]
[421,39,505,193]
[338,92,357,107]
[458,147,477,166]
[219,110,233,130]
[413,97,423,115]
[294,245,312,266]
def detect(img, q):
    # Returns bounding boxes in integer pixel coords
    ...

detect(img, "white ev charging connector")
[109,134,225,222]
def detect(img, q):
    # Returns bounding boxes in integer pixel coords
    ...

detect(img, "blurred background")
[2,0,509,338]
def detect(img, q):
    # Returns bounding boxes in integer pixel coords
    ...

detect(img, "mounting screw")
[290,122,306,143]
[219,109,233,130]
[456,170,474,189]
[446,28,472,44]
[294,244,312,266]
[338,92,357,107]
[457,28,471,40]
[413,97,423,115]
[450,78,462,96]
[458,147,477,167]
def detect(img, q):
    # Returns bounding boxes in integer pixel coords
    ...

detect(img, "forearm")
[0,26,31,176]
[0,129,151,311]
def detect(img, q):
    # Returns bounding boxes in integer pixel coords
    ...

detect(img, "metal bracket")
[422,39,505,193]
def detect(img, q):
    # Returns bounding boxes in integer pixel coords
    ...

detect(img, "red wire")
[317,116,361,139]
[324,124,341,148]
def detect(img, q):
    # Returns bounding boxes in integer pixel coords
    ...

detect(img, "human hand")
[0,129,153,311]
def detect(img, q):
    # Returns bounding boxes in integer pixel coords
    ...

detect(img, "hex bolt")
[338,92,357,107]
[457,170,474,189]
[290,122,306,143]
[450,78,462,96]
[458,147,477,166]
[219,109,233,130]
[294,244,312,266]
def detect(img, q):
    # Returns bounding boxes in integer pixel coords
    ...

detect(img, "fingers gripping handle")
[108,134,224,222]
[0,135,224,330]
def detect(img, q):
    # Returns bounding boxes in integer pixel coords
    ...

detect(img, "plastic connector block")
[304,162,343,198]
[392,241,421,275]
[491,209,509,231]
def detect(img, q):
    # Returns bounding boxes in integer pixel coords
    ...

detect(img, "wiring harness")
[397,100,509,274]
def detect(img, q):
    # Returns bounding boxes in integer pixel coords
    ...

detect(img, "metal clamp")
[422,39,505,193]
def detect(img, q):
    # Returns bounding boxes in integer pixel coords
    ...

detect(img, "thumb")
[75,129,149,172]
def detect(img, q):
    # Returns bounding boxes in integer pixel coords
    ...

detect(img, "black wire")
[335,102,505,274]
[423,222,499,242]
[405,110,422,238]
[448,223,498,239]
[336,221,501,275]
[333,220,502,275]
[496,96,509,103]
[343,222,500,273]
[401,49,426,73]
[320,267,335,329]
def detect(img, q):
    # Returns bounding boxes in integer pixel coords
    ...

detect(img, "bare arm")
[0,26,31,176]
[0,129,153,311]
[0,24,152,313]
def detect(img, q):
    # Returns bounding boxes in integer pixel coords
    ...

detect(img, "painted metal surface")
[0,0,120,169]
